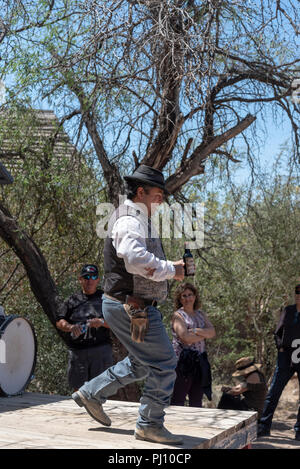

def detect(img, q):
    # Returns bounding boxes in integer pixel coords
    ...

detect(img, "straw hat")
[232,357,263,377]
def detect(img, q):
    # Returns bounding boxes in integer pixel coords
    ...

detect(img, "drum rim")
[0,314,37,397]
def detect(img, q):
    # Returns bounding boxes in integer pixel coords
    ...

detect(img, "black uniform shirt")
[56,289,111,350]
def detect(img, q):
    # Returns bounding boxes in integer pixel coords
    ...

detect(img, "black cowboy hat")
[124,165,169,194]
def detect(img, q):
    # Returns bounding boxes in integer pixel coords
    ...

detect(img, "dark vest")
[103,203,168,303]
[275,304,300,350]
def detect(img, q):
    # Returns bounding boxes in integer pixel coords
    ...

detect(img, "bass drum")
[0,315,37,396]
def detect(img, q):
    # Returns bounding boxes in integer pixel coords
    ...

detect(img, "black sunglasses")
[82,275,98,280]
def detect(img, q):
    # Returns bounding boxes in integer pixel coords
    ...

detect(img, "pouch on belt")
[123,295,149,343]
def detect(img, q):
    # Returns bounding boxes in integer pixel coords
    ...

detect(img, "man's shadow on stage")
[89,426,208,448]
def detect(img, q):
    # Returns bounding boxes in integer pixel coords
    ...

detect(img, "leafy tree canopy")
[0,0,299,202]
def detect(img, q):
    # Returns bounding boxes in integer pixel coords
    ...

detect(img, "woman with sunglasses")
[171,282,216,407]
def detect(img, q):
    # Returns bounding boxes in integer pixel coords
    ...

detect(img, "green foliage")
[0,0,299,399]
[0,106,105,394]
[2,126,300,393]
[161,170,300,384]
[1,137,300,393]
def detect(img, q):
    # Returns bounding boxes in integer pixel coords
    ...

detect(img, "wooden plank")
[0,393,257,449]
[212,422,257,449]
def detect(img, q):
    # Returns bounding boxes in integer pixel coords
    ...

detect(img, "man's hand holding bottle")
[173,260,185,281]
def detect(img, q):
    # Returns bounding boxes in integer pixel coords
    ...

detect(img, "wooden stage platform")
[0,393,257,449]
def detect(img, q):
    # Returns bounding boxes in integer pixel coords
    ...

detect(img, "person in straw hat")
[218,356,267,419]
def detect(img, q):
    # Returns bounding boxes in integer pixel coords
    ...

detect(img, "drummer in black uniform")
[56,264,113,391]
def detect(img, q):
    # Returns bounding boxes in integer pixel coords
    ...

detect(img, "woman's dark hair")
[174,282,201,311]
[125,180,152,200]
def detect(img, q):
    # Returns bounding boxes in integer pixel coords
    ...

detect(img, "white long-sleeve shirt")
[111,199,175,282]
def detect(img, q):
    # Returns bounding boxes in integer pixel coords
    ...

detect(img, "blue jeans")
[259,351,300,432]
[78,297,177,429]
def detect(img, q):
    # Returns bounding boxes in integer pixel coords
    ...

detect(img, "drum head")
[0,316,37,396]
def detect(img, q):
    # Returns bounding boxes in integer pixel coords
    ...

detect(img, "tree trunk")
[0,201,141,401]
[0,202,60,328]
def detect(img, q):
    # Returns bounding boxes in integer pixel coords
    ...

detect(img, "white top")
[111,199,175,282]
[172,308,206,356]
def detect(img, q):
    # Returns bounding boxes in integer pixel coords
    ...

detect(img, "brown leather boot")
[135,425,183,445]
[72,390,111,427]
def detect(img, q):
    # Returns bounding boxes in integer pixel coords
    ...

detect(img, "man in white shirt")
[72,165,185,445]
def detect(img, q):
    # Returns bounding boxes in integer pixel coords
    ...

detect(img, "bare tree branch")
[166,114,256,193]
[0,17,7,44]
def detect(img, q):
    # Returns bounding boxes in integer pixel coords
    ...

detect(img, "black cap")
[124,164,169,194]
[80,264,99,278]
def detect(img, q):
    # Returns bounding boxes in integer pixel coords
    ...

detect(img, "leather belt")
[104,294,122,303]
[104,294,157,307]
